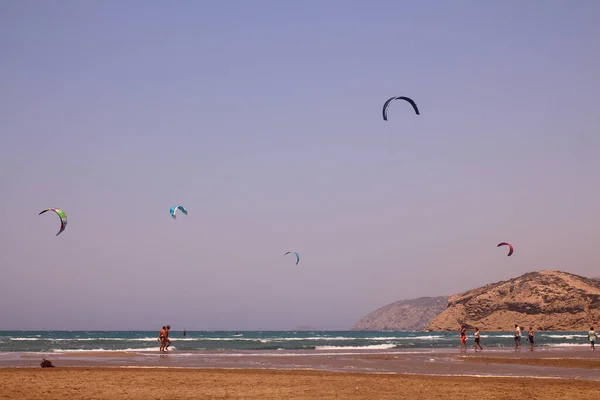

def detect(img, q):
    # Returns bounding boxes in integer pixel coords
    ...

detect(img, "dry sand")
[1,367,599,400]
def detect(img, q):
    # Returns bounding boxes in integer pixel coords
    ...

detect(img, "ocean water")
[0,331,593,353]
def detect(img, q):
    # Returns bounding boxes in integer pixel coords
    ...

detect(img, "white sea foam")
[52,346,176,353]
[482,334,516,338]
[7,335,446,343]
[542,334,587,340]
[315,344,397,351]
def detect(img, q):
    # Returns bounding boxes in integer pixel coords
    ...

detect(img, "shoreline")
[2,347,598,381]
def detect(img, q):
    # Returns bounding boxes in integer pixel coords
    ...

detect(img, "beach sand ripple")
[1,367,600,400]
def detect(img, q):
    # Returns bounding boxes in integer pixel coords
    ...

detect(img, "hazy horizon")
[1,0,599,331]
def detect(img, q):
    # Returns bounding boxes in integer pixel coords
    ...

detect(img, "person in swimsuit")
[514,324,521,349]
[527,327,535,349]
[459,325,467,351]
[163,325,172,351]
[588,327,597,351]
[473,327,482,351]
[158,326,167,352]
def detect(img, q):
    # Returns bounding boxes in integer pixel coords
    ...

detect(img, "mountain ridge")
[353,270,600,331]
[426,270,600,331]
[352,296,448,331]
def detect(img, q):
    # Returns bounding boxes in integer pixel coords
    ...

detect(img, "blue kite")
[169,205,188,219]
[285,251,300,265]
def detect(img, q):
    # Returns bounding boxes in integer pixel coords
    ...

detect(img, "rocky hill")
[425,270,600,331]
[352,296,448,331]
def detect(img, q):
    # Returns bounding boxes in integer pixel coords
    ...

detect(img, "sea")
[0,330,592,353]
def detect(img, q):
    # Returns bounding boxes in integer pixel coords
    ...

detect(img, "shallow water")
[0,330,592,353]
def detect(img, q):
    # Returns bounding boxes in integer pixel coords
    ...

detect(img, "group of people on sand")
[158,325,171,352]
[458,324,598,351]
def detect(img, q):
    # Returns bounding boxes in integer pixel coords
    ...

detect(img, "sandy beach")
[1,367,599,400]
[1,348,599,399]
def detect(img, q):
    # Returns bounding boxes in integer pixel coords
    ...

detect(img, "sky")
[1,0,599,331]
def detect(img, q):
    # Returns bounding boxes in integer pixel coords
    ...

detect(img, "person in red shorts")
[459,325,467,351]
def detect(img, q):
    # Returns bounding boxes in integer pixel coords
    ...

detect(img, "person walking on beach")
[527,327,535,350]
[473,327,482,351]
[163,325,172,351]
[514,324,521,349]
[459,325,467,351]
[158,326,167,352]
[588,327,597,351]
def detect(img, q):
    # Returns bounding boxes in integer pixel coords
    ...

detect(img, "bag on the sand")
[40,358,55,368]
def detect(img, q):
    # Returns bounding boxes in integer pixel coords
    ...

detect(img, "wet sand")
[459,355,600,369]
[2,347,600,381]
[1,367,599,400]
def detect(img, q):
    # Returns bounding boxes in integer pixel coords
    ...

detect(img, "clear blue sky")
[1,0,599,330]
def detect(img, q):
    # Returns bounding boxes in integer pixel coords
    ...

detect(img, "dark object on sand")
[41,358,55,368]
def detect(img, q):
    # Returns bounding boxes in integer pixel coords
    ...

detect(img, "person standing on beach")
[514,325,521,349]
[158,326,167,352]
[459,325,467,351]
[527,327,535,350]
[588,327,597,351]
[163,325,172,351]
[473,328,482,351]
